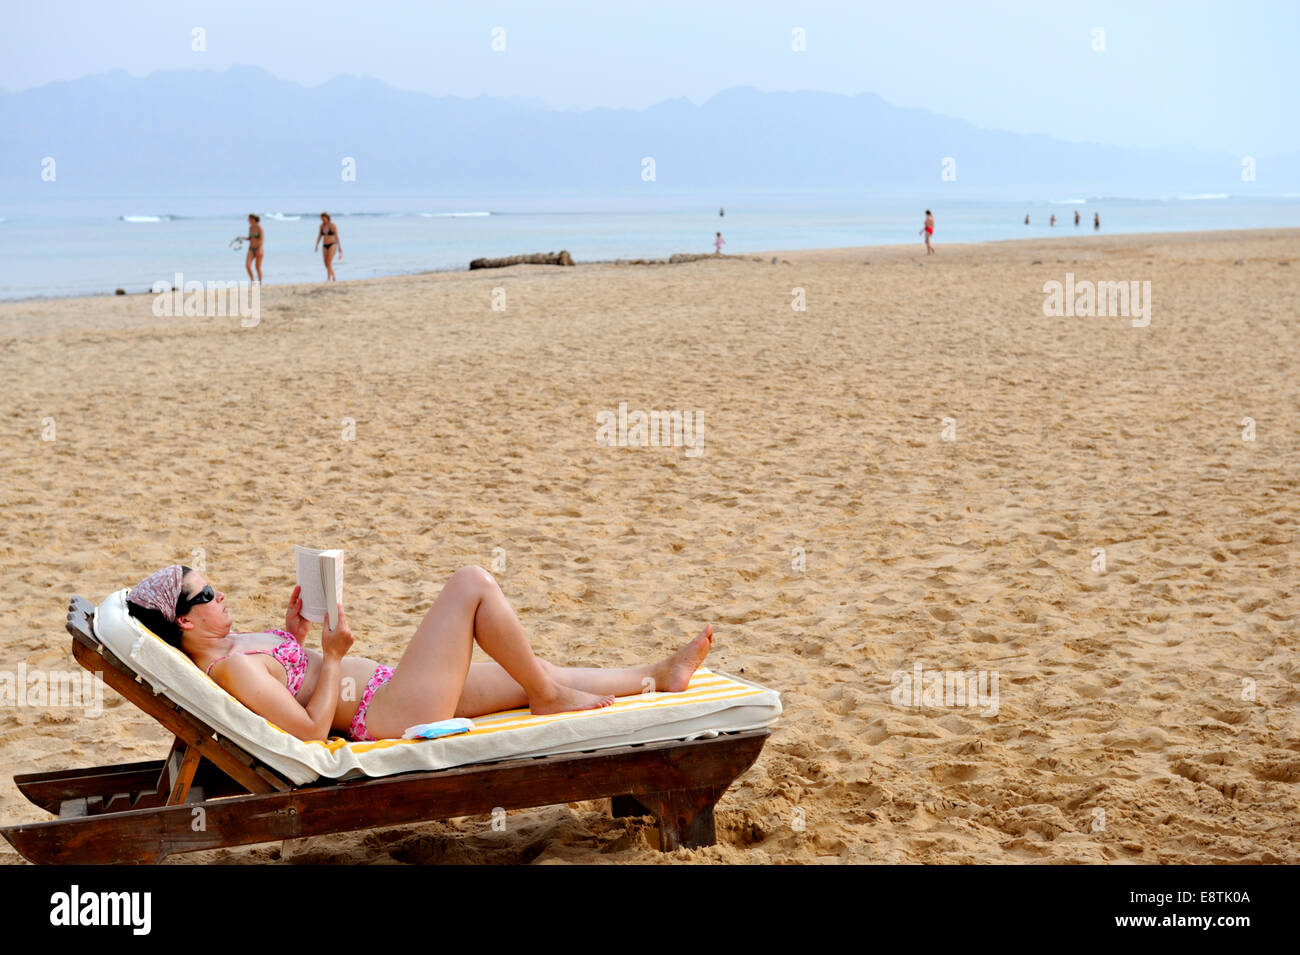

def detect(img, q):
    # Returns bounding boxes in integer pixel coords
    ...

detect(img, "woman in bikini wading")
[243,214,264,283]
[126,565,715,743]
[314,212,341,282]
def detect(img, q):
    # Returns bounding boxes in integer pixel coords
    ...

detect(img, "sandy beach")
[0,228,1296,864]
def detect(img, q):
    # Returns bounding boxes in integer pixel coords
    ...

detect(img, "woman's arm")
[214,654,342,741]
[216,603,353,741]
[314,226,322,251]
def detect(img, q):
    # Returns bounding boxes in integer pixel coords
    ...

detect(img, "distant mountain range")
[1,66,1296,198]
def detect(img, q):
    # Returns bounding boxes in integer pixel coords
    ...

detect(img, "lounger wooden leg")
[631,787,721,851]
[166,744,202,805]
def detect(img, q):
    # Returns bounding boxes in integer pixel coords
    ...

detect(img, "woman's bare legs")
[363,566,616,737]
[323,245,337,281]
[450,622,715,717]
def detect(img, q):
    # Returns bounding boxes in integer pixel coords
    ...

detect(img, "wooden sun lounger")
[0,597,770,864]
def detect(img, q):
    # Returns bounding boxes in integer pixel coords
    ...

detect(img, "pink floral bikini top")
[204,629,308,696]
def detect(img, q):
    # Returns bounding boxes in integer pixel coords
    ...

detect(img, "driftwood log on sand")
[469,251,574,269]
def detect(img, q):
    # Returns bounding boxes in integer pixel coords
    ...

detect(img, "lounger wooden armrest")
[1,597,770,864]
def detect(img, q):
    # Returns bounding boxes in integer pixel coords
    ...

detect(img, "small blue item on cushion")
[401,717,474,740]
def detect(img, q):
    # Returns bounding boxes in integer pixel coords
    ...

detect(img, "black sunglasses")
[176,584,216,615]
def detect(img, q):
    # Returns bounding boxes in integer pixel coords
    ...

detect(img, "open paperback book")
[294,546,344,630]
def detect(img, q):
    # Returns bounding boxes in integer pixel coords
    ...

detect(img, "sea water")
[0,192,1296,301]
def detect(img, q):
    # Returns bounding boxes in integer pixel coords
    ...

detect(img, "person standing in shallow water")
[714,231,725,254]
[1074,210,1080,227]
[242,214,264,283]
[1094,212,1101,230]
[920,210,935,255]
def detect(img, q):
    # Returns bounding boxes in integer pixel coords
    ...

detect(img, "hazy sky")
[3,1,1297,155]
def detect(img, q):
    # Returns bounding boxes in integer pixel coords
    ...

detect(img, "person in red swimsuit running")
[127,564,716,742]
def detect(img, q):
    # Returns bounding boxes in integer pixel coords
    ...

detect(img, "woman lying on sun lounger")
[126,564,714,743]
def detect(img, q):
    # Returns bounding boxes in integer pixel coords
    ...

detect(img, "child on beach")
[920,210,935,254]
[715,232,725,254]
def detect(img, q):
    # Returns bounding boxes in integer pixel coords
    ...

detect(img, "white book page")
[294,546,344,627]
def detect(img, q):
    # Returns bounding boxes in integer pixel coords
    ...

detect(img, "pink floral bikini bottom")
[349,664,395,742]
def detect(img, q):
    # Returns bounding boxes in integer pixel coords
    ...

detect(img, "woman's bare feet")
[653,624,715,692]
[529,683,615,716]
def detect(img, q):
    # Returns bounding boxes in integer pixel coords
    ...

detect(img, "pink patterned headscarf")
[128,565,186,622]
